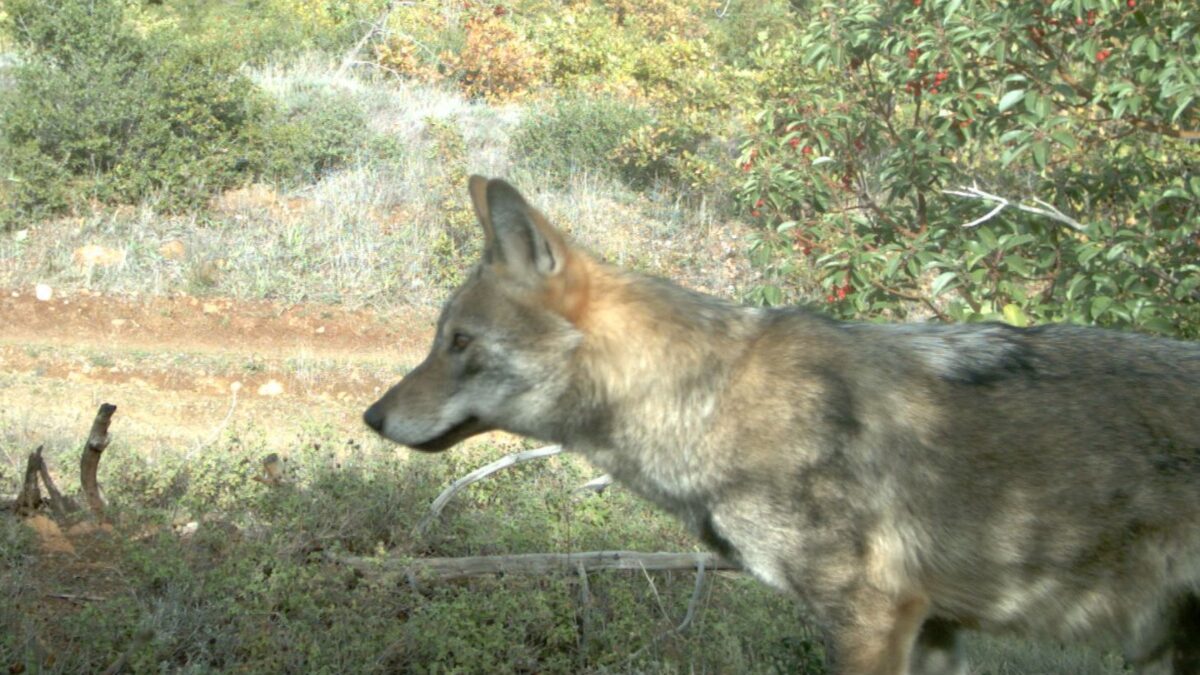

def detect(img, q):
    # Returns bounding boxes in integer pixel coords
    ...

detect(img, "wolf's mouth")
[410,416,489,452]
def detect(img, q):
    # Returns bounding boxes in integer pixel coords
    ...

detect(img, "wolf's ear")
[468,175,568,279]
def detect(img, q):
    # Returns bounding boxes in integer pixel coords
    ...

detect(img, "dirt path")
[0,289,438,449]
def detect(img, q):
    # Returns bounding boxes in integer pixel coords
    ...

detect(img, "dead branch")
[336,1,415,77]
[414,444,564,535]
[943,184,1086,232]
[14,446,44,515]
[944,183,1200,302]
[80,403,117,522]
[676,555,707,633]
[576,474,614,495]
[36,446,80,518]
[330,550,737,583]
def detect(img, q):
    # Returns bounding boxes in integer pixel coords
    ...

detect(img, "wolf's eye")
[450,332,473,353]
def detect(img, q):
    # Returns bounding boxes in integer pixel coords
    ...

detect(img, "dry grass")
[0,56,754,312]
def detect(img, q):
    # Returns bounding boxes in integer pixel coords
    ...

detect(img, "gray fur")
[365,177,1200,674]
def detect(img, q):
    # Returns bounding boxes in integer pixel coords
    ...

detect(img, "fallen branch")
[330,550,737,583]
[80,403,117,522]
[414,444,563,535]
[35,446,80,518]
[576,474,614,495]
[14,446,44,515]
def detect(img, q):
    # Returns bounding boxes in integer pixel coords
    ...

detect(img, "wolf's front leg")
[825,590,931,675]
[909,618,967,675]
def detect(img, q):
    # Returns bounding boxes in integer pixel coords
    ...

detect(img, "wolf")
[364,176,1200,674]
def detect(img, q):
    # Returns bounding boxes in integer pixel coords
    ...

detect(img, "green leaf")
[1091,296,1113,319]
[998,89,1026,112]
[930,271,959,297]
[1031,141,1049,170]
[1002,303,1029,327]
[943,0,964,23]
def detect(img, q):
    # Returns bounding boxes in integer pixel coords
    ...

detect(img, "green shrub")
[511,95,652,184]
[738,0,1200,337]
[0,0,270,226]
[253,87,369,187]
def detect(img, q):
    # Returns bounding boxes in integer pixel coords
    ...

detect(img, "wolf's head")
[363,177,590,451]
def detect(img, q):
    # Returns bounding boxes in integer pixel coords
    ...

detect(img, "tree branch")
[329,550,736,582]
[943,184,1087,232]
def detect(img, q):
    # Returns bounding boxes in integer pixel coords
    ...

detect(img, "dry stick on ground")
[80,403,117,522]
[414,444,564,535]
[13,445,45,515]
[416,444,615,535]
[35,445,80,518]
[330,550,736,583]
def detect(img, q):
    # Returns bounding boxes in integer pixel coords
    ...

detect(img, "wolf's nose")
[363,404,385,433]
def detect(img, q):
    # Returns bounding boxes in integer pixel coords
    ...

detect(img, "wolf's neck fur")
[563,256,763,504]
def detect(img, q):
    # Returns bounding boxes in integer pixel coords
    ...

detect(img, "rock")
[72,244,126,269]
[158,239,187,261]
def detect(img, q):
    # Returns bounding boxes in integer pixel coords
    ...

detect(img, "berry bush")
[737,0,1199,337]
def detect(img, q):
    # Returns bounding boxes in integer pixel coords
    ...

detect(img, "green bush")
[253,87,369,187]
[0,0,269,226]
[511,95,652,184]
[738,0,1199,337]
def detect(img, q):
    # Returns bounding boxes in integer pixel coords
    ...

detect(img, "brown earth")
[0,289,440,447]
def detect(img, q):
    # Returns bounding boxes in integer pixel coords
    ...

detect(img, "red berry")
[751,210,761,218]
[741,162,752,172]
[755,198,765,208]
[789,137,801,148]
[802,146,813,155]
[1127,0,1135,6]
[1096,49,1111,62]
[826,294,837,303]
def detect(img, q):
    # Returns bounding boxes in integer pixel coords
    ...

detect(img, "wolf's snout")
[363,402,386,433]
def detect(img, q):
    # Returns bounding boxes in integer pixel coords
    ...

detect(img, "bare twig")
[414,445,563,535]
[675,556,708,633]
[576,561,592,659]
[34,446,80,518]
[639,561,671,622]
[336,1,415,77]
[943,184,1086,232]
[576,474,614,495]
[15,447,43,515]
[80,403,117,522]
[944,184,1200,302]
[47,592,107,603]
[329,550,737,582]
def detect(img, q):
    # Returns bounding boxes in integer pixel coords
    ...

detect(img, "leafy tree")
[738,0,1199,337]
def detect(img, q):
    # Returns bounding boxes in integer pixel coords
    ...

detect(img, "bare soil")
[0,289,437,444]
